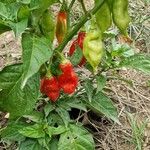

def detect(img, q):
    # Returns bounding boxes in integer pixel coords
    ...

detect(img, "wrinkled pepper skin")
[58,60,78,94]
[112,0,131,36]
[95,0,112,34]
[56,11,67,44]
[40,10,55,43]
[83,28,103,72]
[40,76,60,102]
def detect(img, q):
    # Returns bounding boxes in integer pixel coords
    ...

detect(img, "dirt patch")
[0,32,21,70]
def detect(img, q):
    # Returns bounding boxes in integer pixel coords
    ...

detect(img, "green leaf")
[58,124,95,150]
[85,92,120,124]
[111,43,134,58]
[49,137,58,150]
[47,113,64,126]
[0,122,26,141]
[0,2,20,21]
[57,97,87,112]
[46,125,66,137]
[70,46,83,66]
[38,135,50,150]
[10,19,28,37]
[96,75,107,93]
[30,0,58,10]
[17,0,31,4]
[21,33,52,88]
[67,101,87,112]
[0,2,10,19]
[0,63,22,89]
[44,103,55,117]
[0,64,40,118]
[0,0,16,3]
[119,54,150,74]
[56,108,70,127]
[23,111,44,123]
[19,139,43,150]
[30,0,58,26]
[83,80,94,102]
[0,20,11,35]
[19,124,45,138]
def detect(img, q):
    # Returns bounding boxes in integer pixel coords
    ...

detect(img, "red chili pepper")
[56,11,67,44]
[58,72,78,94]
[59,61,73,73]
[77,31,86,49]
[40,76,60,102]
[58,61,78,94]
[69,32,86,66]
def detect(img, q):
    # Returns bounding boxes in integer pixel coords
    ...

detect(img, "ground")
[0,0,150,150]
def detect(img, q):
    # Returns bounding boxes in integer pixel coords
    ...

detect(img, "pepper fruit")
[40,75,60,102]
[56,11,67,44]
[112,0,131,36]
[58,72,78,94]
[95,0,112,34]
[83,27,103,72]
[39,10,55,43]
[58,60,78,94]
[69,31,86,66]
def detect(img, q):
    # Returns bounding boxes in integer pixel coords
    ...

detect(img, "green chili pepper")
[95,0,112,34]
[112,0,131,36]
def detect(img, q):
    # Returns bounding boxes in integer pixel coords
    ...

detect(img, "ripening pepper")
[83,28,103,72]
[40,76,60,102]
[112,0,131,36]
[56,11,67,44]
[95,0,112,34]
[69,31,86,66]
[39,10,55,43]
[58,60,78,94]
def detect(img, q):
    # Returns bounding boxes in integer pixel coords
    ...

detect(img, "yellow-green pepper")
[83,27,103,72]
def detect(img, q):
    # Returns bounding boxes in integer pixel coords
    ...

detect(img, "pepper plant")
[0,0,150,149]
